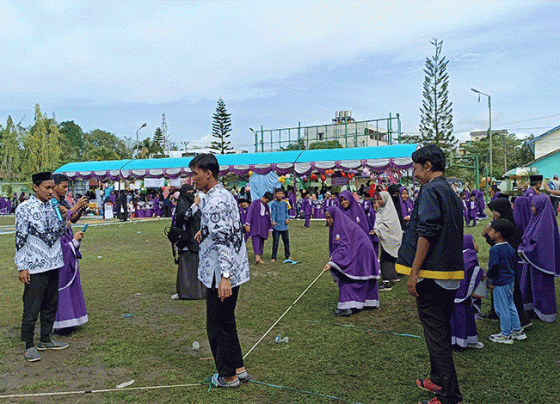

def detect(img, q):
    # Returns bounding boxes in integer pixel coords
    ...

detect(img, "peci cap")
[31,171,52,185]
[529,175,543,183]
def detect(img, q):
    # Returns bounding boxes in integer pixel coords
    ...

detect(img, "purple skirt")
[451,299,479,347]
[332,272,379,310]
[54,268,88,329]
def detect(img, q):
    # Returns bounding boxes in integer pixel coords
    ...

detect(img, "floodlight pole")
[471,88,492,188]
[136,123,147,159]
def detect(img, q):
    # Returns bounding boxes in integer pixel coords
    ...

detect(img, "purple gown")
[301,198,312,228]
[518,194,560,322]
[53,229,88,329]
[153,196,163,217]
[338,190,369,236]
[246,199,272,256]
[451,235,484,347]
[327,206,380,310]
[524,187,538,202]
[288,191,297,218]
[473,190,487,218]
[313,199,324,219]
[513,196,532,311]
[239,206,249,242]
[366,205,380,256]
[461,198,469,225]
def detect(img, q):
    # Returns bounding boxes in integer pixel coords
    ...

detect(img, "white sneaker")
[467,341,484,349]
[490,333,513,344]
[511,329,527,340]
[171,294,179,300]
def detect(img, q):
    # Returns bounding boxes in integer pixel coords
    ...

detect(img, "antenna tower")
[162,113,168,150]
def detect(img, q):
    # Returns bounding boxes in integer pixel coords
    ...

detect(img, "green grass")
[0,214,559,403]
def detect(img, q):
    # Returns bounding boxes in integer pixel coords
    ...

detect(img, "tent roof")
[55,143,419,181]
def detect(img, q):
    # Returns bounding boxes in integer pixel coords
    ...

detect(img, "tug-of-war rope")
[1,269,411,403]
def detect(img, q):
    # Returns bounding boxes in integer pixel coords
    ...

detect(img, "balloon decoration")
[348,173,354,180]
[285,174,291,179]
[245,185,251,192]
[321,174,326,182]
[310,173,317,181]
[340,172,346,178]
[278,175,286,183]
[301,175,308,182]
[248,170,253,177]
[325,169,334,176]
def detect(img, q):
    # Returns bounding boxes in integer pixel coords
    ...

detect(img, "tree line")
[0,104,166,182]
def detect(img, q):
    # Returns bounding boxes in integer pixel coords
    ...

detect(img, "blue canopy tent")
[55,143,420,181]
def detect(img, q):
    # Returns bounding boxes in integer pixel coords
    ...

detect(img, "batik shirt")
[15,195,67,274]
[198,183,250,289]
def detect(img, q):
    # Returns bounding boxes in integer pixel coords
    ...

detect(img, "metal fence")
[252,114,401,153]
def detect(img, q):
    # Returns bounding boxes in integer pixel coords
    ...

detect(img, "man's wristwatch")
[222,272,230,280]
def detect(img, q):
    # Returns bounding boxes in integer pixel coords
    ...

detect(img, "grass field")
[0,214,559,404]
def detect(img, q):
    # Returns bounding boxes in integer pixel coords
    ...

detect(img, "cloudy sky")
[1,0,559,151]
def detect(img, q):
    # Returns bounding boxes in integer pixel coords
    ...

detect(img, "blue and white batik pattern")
[15,195,67,274]
[198,183,250,289]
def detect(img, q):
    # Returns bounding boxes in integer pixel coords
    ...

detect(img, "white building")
[526,124,560,160]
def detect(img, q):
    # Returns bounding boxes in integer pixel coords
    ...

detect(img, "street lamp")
[471,88,492,189]
[136,123,147,159]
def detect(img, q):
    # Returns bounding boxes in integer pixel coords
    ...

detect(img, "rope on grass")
[309,320,422,339]
[0,382,204,399]
[243,270,325,360]
[249,380,366,404]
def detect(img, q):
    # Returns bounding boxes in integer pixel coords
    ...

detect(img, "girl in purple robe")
[300,192,312,228]
[467,194,478,227]
[238,198,250,242]
[53,224,88,330]
[245,193,273,264]
[366,202,380,257]
[311,193,324,219]
[287,187,297,219]
[338,190,369,236]
[473,190,487,219]
[460,193,469,226]
[450,235,485,349]
[324,206,380,316]
[518,194,560,322]
[153,194,164,217]
[398,187,414,225]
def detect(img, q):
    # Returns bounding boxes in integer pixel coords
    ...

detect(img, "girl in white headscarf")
[372,191,403,290]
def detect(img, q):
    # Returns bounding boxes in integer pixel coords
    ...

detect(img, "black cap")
[498,193,510,199]
[32,171,52,185]
[529,175,543,183]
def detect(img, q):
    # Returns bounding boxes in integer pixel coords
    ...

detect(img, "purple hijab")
[513,196,532,237]
[327,206,378,279]
[455,234,484,302]
[339,190,369,236]
[399,187,414,218]
[519,194,560,276]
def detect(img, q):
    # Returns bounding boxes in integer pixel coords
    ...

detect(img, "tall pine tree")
[419,39,455,151]
[153,127,164,146]
[0,116,21,181]
[211,98,234,154]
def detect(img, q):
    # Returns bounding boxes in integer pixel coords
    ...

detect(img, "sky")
[1,0,559,152]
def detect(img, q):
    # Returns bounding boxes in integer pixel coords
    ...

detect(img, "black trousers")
[206,286,244,378]
[21,269,60,345]
[416,279,463,404]
[271,229,290,260]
